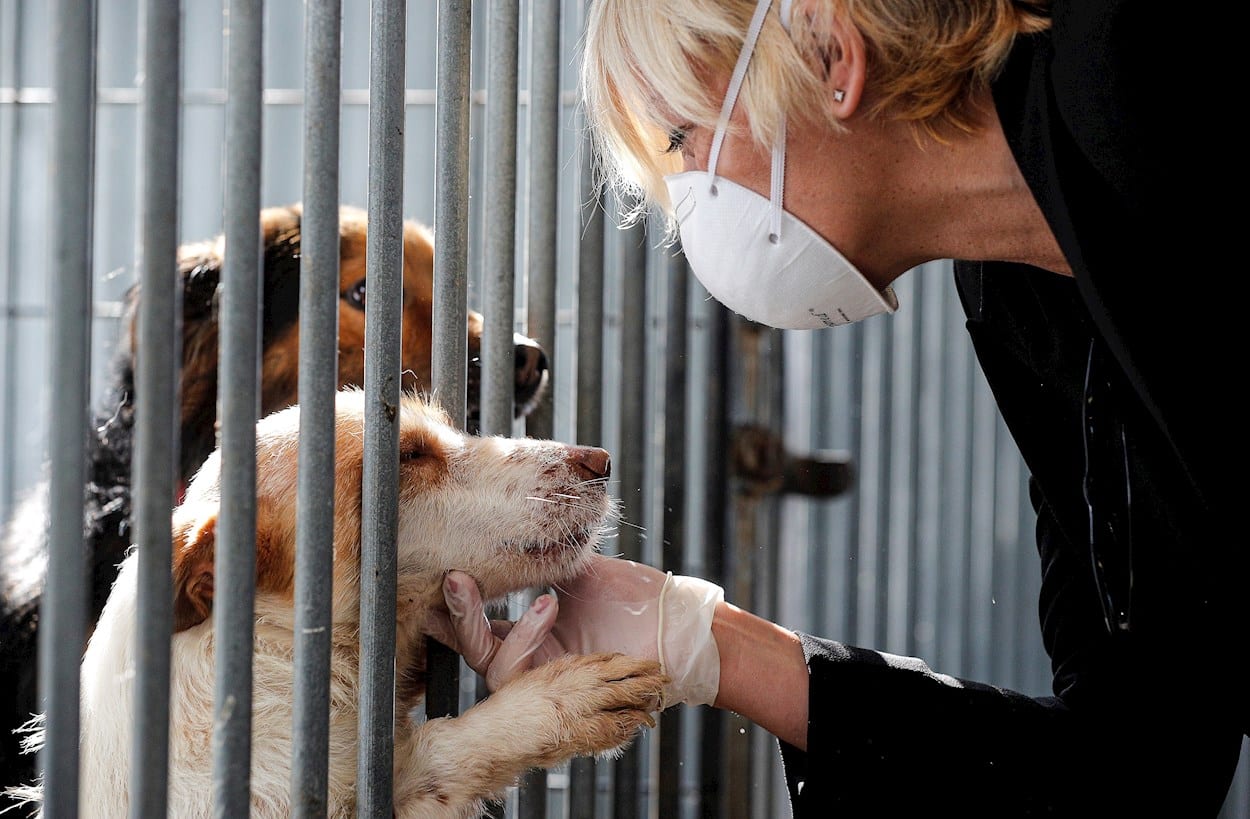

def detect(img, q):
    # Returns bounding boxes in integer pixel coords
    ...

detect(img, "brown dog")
[0,204,549,807]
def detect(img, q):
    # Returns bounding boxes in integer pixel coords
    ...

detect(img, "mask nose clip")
[671,185,696,224]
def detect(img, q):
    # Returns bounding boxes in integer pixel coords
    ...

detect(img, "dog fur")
[0,204,550,808]
[8,390,662,818]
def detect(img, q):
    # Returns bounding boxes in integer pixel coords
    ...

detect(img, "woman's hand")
[423,553,724,707]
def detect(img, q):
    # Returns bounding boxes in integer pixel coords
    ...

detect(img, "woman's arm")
[711,600,809,750]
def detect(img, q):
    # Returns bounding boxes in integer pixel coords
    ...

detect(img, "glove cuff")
[657,572,725,708]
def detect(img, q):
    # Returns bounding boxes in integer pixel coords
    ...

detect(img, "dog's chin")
[475,525,601,600]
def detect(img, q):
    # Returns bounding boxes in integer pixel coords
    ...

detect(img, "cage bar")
[612,203,648,819]
[290,0,342,814]
[426,0,473,728]
[355,0,407,814]
[38,1,97,813]
[568,125,606,816]
[129,0,181,815]
[657,249,690,818]
[211,0,264,815]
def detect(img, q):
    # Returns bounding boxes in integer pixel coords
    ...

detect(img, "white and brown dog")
[9,390,663,818]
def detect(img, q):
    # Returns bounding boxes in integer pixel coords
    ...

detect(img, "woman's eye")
[664,128,687,154]
[344,278,366,310]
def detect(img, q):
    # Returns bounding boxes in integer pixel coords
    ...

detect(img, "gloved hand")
[423,553,725,708]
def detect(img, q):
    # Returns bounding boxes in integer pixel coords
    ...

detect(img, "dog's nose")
[514,333,549,406]
[567,445,611,482]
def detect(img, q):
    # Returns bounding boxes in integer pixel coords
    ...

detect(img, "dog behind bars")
[0,204,551,807]
[7,390,662,818]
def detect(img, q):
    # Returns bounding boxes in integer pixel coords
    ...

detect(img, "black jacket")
[781,2,1244,815]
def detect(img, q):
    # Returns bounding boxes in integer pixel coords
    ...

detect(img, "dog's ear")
[171,498,286,633]
[172,511,218,633]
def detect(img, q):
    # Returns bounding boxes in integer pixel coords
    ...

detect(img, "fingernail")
[532,595,551,614]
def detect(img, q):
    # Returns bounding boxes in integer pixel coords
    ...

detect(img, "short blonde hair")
[581,0,1050,221]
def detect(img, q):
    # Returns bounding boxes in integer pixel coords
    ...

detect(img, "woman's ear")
[788,0,866,120]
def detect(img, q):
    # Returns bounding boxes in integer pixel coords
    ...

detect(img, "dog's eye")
[344,278,366,310]
[400,449,427,462]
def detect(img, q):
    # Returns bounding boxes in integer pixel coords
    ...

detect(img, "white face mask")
[663,0,898,329]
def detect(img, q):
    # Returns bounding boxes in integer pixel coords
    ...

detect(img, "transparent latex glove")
[423,553,724,708]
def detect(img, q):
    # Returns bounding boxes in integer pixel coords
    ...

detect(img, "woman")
[427,0,1243,814]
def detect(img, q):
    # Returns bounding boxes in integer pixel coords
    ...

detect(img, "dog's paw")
[513,653,668,762]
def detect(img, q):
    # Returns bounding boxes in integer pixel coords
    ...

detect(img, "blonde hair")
[581,0,1050,220]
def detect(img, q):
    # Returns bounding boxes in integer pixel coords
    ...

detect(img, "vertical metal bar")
[291,0,341,815]
[886,279,917,656]
[697,298,730,819]
[657,250,690,819]
[517,4,561,813]
[914,267,946,665]
[854,318,887,650]
[212,0,263,814]
[967,368,997,679]
[130,0,180,815]
[0,0,25,517]
[569,129,605,817]
[480,5,520,813]
[574,150,604,447]
[481,0,519,438]
[356,0,406,812]
[523,0,560,444]
[991,414,1022,687]
[612,204,647,819]
[724,319,783,819]
[806,332,829,628]
[827,327,862,642]
[39,1,96,813]
[939,282,974,674]
[427,0,471,726]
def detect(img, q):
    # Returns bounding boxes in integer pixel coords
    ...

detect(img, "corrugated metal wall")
[0,1,1245,816]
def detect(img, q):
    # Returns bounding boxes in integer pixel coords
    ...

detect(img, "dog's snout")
[514,335,548,387]
[567,445,611,482]
[513,333,549,415]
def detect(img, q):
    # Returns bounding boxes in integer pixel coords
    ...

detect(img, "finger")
[485,593,559,691]
[443,571,500,675]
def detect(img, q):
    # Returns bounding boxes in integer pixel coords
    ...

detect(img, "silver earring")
[833,89,846,103]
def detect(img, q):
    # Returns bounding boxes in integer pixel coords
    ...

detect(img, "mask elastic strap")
[705,0,775,185]
[769,117,786,243]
